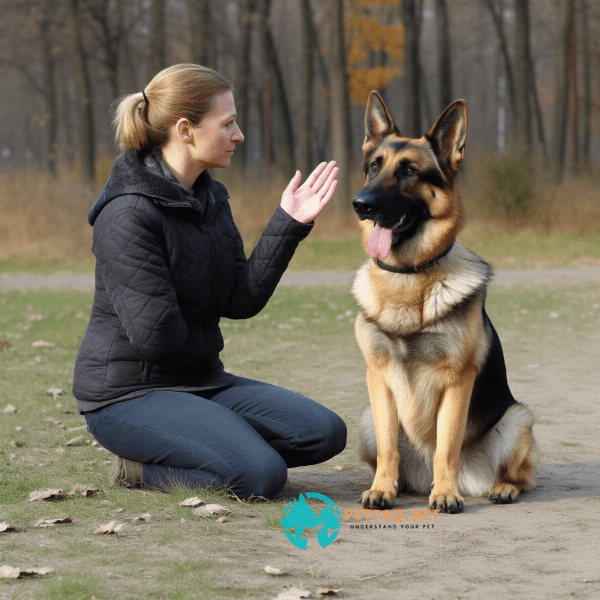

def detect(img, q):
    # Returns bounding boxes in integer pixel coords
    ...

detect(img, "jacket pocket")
[140,361,154,383]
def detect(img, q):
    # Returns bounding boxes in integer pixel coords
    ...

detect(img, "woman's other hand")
[280,161,339,224]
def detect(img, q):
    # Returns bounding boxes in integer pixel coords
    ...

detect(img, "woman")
[73,64,346,500]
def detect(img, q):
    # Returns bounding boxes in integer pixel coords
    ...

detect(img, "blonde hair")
[113,64,233,152]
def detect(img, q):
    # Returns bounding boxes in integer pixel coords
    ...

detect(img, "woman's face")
[189,91,244,170]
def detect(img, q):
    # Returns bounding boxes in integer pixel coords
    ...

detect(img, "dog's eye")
[404,166,417,176]
[370,162,378,172]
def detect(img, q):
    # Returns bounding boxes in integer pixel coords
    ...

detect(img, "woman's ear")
[175,118,193,143]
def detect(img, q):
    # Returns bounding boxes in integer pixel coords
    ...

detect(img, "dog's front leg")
[361,360,401,509]
[429,370,476,514]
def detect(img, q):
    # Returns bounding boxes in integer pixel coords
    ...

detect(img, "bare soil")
[2,269,599,600]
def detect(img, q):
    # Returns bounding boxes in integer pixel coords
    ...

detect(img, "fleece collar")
[88,150,228,225]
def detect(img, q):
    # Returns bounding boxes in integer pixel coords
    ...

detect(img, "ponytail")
[112,64,233,153]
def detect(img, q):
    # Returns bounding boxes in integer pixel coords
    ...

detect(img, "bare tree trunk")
[514,0,532,149]
[189,0,211,67]
[64,0,95,185]
[580,0,591,168]
[148,0,166,80]
[329,0,351,217]
[550,0,575,181]
[483,0,517,131]
[40,0,58,176]
[401,0,421,137]
[299,0,314,178]
[233,0,256,174]
[258,0,295,178]
[435,0,452,111]
[529,54,547,158]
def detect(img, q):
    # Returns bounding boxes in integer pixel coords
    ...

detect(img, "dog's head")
[353,91,467,268]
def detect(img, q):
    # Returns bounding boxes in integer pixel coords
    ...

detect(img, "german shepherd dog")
[352,91,537,514]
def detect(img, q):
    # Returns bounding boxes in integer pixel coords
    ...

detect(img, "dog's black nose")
[352,197,373,215]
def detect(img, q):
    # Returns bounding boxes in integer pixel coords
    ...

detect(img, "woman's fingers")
[311,161,337,192]
[321,179,338,207]
[304,162,328,188]
[319,166,339,200]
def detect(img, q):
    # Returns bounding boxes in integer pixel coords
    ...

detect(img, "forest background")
[0,0,599,267]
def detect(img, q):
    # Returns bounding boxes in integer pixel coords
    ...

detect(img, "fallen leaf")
[0,523,24,533]
[47,387,64,400]
[45,416,67,430]
[69,484,102,497]
[14,426,22,432]
[95,521,125,534]
[10,441,24,448]
[179,496,206,507]
[67,425,87,432]
[2,404,17,414]
[216,516,229,523]
[28,488,66,502]
[131,513,152,523]
[32,340,55,348]
[316,588,343,596]
[65,435,85,446]
[0,340,10,351]
[193,504,230,518]
[0,565,54,578]
[264,565,288,576]
[333,465,353,471]
[34,517,72,528]
[274,587,312,600]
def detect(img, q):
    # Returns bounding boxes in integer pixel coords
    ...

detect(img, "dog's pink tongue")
[368,224,393,259]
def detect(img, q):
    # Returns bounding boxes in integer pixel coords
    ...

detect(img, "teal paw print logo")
[280,493,341,550]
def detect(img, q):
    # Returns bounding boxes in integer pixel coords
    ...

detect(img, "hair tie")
[142,91,148,104]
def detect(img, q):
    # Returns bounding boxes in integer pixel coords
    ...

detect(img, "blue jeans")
[85,376,346,499]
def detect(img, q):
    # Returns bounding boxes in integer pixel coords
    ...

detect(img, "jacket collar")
[88,150,228,225]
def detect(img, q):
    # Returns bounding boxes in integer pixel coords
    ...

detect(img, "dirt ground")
[2,269,599,599]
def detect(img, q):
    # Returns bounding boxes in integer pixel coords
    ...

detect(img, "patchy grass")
[0,282,599,597]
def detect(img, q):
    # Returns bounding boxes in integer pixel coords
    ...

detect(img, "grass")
[0,281,599,597]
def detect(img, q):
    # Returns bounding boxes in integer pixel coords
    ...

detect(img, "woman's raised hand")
[280,161,339,224]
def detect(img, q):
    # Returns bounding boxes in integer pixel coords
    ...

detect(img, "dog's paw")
[429,491,464,514]
[489,483,520,504]
[360,488,396,509]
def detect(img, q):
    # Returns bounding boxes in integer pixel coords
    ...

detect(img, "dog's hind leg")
[490,421,536,503]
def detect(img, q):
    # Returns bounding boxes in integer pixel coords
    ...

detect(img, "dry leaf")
[193,504,229,518]
[0,565,54,579]
[131,513,152,523]
[0,523,24,533]
[14,426,22,432]
[264,565,288,576]
[2,404,17,413]
[316,588,343,596]
[0,340,10,351]
[69,484,102,497]
[45,416,67,430]
[333,465,353,471]
[56,447,65,454]
[95,521,125,534]
[34,517,72,528]
[274,587,312,600]
[28,488,66,502]
[65,435,85,446]
[47,387,64,400]
[67,425,87,432]
[10,441,24,448]
[32,340,55,348]
[179,496,206,507]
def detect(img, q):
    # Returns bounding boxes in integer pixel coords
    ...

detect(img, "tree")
[550,0,575,180]
[435,0,452,111]
[329,0,352,217]
[64,0,95,185]
[400,0,422,137]
[514,0,532,149]
[189,0,212,67]
[299,0,315,178]
[147,0,166,80]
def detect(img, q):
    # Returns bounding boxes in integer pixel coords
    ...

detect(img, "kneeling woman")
[73,64,346,499]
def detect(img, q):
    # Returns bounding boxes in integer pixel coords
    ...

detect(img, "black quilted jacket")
[72,150,313,413]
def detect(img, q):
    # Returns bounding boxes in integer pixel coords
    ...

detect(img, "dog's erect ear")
[426,100,468,168]
[363,91,399,154]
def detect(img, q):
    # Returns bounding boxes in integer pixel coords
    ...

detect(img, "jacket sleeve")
[92,199,189,361]
[222,205,313,319]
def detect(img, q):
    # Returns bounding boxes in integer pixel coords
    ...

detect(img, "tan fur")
[354,92,536,513]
